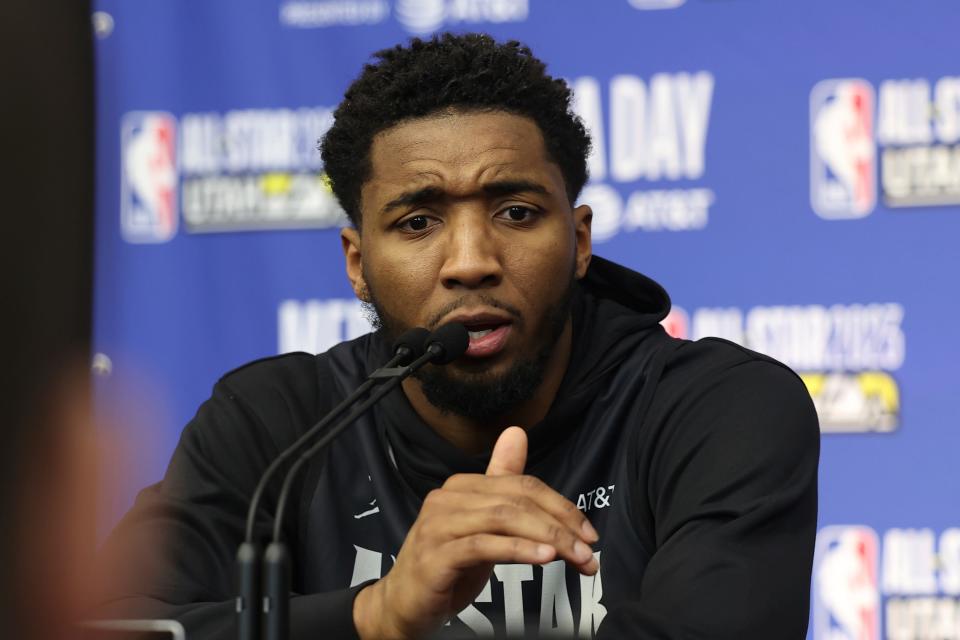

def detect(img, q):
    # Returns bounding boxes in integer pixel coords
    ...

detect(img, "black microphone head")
[392,327,430,365]
[426,323,469,364]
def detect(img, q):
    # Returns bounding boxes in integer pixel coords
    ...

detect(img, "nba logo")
[120,111,178,243]
[810,79,876,219]
[813,526,880,640]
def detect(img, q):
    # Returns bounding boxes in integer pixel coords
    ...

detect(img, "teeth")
[468,329,493,339]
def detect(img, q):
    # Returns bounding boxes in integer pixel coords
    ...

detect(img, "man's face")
[341,110,592,418]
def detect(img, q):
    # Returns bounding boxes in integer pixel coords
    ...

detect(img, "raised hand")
[353,426,599,640]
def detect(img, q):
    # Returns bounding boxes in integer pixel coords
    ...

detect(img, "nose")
[438,212,503,290]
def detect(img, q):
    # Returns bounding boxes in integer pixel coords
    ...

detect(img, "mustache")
[426,295,523,329]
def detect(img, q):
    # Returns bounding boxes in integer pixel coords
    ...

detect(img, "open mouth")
[461,321,513,358]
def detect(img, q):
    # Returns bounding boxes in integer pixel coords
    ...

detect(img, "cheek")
[504,231,575,304]
[363,244,443,319]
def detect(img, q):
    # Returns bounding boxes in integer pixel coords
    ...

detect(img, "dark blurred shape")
[0,0,95,637]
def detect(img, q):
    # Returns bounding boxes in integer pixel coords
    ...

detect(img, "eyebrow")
[380,179,550,215]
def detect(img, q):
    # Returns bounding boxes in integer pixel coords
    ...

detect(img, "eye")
[497,205,539,223]
[397,214,438,234]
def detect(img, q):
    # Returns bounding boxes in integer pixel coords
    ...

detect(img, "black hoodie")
[94,257,819,639]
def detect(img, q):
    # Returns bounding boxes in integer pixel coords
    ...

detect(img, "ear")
[340,227,370,301]
[572,204,593,279]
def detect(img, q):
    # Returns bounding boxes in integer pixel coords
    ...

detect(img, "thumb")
[485,426,528,476]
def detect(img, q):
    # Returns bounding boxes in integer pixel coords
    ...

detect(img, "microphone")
[261,323,468,640]
[237,327,429,640]
[392,327,431,365]
[424,321,470,364]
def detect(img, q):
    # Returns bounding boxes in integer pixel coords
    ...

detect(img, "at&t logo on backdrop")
[810,78,877,220]
[279,0,528,31]
[571,71,716,241]
[393,0,446,33]
[626,0,686,9]
[121,111,179,243]
[394,0,528,34]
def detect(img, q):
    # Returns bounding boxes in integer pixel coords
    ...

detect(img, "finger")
[428,500,595,567]
[420,491,587,555]
[443,474,599,543]
[440,534,556,569]
[439,535,598,576]
[421,490,596,564]
[485,426,527,477]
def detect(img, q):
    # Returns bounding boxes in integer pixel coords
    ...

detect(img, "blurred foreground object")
[0,0,96,638]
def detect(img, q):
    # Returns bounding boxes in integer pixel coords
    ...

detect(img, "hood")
[375,255,672,498]
[581,255,671,323]
[568,255,671,393]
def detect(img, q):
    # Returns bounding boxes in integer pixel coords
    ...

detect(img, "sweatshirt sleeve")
[600,351,820,639]
[92,373,364,640]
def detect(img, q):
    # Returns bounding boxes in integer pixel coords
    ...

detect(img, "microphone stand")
[262,341,455,640]
[262,325,468,640]
[237,329,428,640]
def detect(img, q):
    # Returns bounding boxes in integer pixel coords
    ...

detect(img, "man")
[96,33,819,639]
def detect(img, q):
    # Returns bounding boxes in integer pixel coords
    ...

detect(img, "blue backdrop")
[92,1,960,637]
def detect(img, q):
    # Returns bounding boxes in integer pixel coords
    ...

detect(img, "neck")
[401,318,573,455]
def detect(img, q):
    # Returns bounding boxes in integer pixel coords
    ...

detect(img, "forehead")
[362,110,561,207]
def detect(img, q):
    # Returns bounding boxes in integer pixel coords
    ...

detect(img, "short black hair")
[320,32,591,227]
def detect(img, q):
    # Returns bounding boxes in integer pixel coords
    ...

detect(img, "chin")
[416,352,547,422]
[446,358,512,380]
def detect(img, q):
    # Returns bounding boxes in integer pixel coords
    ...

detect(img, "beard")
[362,273,576,423]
